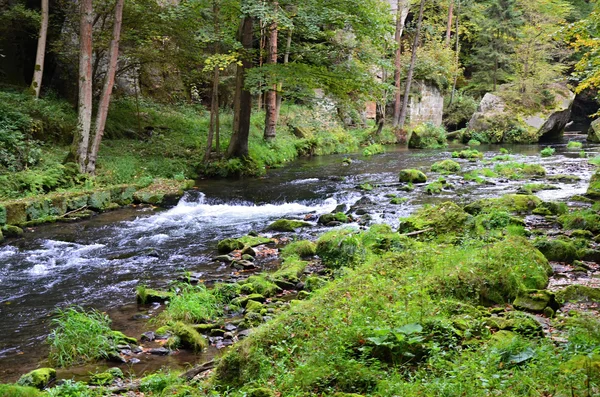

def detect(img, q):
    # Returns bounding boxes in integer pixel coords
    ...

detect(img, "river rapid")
[0,140,597,381]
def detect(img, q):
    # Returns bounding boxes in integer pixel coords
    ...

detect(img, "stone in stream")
[17,368,56,389]
[141,331,156,341]
[231,260,257,270]
[398,169,427,183]
[148,347,171,355]
[266,219,312,232]
[241,246,256,257]
[214,254,234,263]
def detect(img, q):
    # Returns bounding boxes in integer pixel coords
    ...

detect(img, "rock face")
[408,81,444,127]
[588,118,600,143]
[467,84,575,143]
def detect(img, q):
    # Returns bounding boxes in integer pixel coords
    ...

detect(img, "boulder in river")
[17,368,56,389]
[467,83,575,143]
[266,219,312,232]
[398,169,427,183]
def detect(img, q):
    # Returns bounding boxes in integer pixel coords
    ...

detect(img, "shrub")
[362,143,385,156]
[443,95,478,129]
[408,123,447,149]
[540,147,555,157]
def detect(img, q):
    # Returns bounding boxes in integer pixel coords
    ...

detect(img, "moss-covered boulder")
[280,240,316,259]
[452,149,483,160]
[237,235,272,247]
[513,289,557,313]
[533,238,578,263]
[65,193,90,211]
[88,190,112,210]
[586,170,600,199]
[555,285,600,303]
[0,205,6,226]
[232,294,266,308]
[3,201,27,225]
[218,238,245,253]
[17,368,56,390]
[245,300,264,313]
[431,159,461,173]
[318,212,349,225]
[266,219,312,232]
[399,202,471,236]
[398,169,427,183]
[587,118,600,143]
[133,191,164,205]
[465,194,541,215]
[316,228,366,269]
[136,287,174,304]
[0,384,42,396]
[248,388,275,397]
[162,322,207,351]
[1,225,24,238]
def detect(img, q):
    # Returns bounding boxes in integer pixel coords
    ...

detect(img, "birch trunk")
[31,0,48,98]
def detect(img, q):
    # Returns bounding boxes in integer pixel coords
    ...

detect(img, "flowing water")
[0,140,597,381]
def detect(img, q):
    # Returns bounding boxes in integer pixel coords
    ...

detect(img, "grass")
[47,307,127,367]
[158,284,223,324]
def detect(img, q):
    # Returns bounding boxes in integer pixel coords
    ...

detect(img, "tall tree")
[72,0,93,173]
[445,0,453,47]
[226,11,253,159]
[392,0,410,127]
[86,0,124,174]
[205,0,222,161]
[263,1,279,141]
[31,0,48,98]
[397,0,426,130]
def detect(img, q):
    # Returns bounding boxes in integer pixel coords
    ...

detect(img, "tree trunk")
[205,0,221,161]
[264,2,278,141]
[449,0,460,105]
[72,0,93,173]
[275,27,292,119]
[86,0,124,175]
[397,0,426,130]
[31,0,48,98]
[445,0,453,47]
[392,0,410,127]
[227,14,253,159]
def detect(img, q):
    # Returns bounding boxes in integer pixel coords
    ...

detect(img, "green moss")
[567,141,583,149]
[136,286,174,304]
[237,235,272,247]
[559,209,600,233]
[0,384,41,397]
[517,183,559,194]
[390,197,408,204]
[586,171,600,199]
[87,190,112,210]
[451,149,483,160]
[399,202,471,237]
[533,237,578,263]
[161,322,207,351]
[540,147,555,157]
[408,123,447,149]
[494,162,546,179]
[248,387,275,397]
[271,256,309,282]
[318,212,349,225]
[398,169,427,183]
[513,289,556,313]
[1,224,24,237]
[232,294,266,308]
[242,276,280,297]
[465,194,542,215]
[547,174,581,182]
[280,240,316,259]
[245,300,264,313]
[430,159,461,173]
[555,285,600,303]
[16,368,56,389]
[217,238,245,254]
[425,179,452,195]
[266,219,312,232]
[316,228,366,269]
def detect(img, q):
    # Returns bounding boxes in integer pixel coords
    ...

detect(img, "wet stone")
[132,346,143,354]
[223,332,234,339]
[141,331,155,342]
[129,358,141,364]
[148,347,170,355]
[224,323,237,332]
[237,329,253,339]
[131,314,150,320]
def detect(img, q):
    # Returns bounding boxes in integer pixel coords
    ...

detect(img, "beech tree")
[30,0,48,98]
[392,0,410,128]
[263,0,279,141]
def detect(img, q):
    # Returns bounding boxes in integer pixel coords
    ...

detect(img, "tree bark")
[205,0,221,161]
[392,0,410,127]
[275,27,291,121]
[445,0,453,47]
[450,0,460,105]
[86,0,124,174]
[226,14,253,159]
[397,0,426,130]
[264,2,278,141]
[72,0,94,173]
[31,0,48,98]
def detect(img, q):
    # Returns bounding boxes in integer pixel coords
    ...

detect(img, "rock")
[232,294,266,307]
[214,254,234,263]
[224,323,237,332]
[318,212,349,225]
[241,246,256,257]
[148,347,170,355]
[533,238,577,263]
[231,260,257,270]
[223,332,234,339]
[136,288,173,304]
[468,84,575,143]
[248,387,275,397]
[587,118,600,143]
[273,279,296,290]
[242,254,255,261]
[237,329,253,339]
[431,159,461,173]
[141,331,155,342]
[217,238,245,253]
[398,169,427,183]
[265,219,312,232]
[245,300,264,313]
[88,190,112,210]
[210,328,226,337]
[556,285,600,303]
[513,289,557,313]
[17,368,56,389]
[407,81,444,128]
[0,205,6,225]
[587,170,600,199]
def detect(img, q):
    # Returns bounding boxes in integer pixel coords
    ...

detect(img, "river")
[0,140,597,381]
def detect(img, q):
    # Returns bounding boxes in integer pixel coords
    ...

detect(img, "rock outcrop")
[408,81,444,127]
[587,118,600,143]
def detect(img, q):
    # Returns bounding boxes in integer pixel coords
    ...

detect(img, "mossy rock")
[280,240,316,259]
[164,322,207,351]
[555,285,600,303]
[465,194,541,215]
[89,368,123,386]
[390,197,408,205]
[399,202,471,236]
[245,300,264,313]
[318,212,349,225]
[586,171,600,199]
[0,229,3,243]
[587,118,600,143]
[133,191,165,205]
[49,196,67,216]
[17,368,56,390]
[237,235,273,247]
[547,174,581,182]
[218,238,245,254]
[316,228,366,269]
[136,287,174,304]
[117,186,137,205]
[304,275,329,292]
[3,201,27,225]
[88,190,112,210]
[266,219,312,232]
[431,159,461,173]
[0,384,42,396]
[425,180,452,195]
[1,225,24,238]
[111,330,138,345]
[398,169,427,183]
[65,193,90,211]
[242,276,280,297]
[533,238,578,263]
[232,294,266,307]
[513,289,557,313]
[25,199,52,221]
[271,256,309,282]
[452,149,483,160]
[248,388,275,397]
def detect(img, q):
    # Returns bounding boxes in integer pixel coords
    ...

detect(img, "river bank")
[2,140,600,396]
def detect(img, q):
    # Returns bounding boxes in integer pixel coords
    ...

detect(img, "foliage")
[159,284,223,324]
[567,141,583,149]
[444,95,478,130]
[540,147,556,157]
[409,123,448,149]
[362,143,385,157]
[567,3,600,103]
[47,307,128,367]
